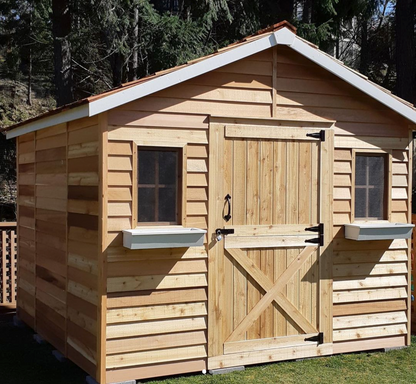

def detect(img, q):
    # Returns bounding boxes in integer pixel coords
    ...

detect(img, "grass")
[1,307,415,384]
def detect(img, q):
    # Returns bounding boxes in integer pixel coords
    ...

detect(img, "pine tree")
[52,0,73,106]
[395,0,415,103]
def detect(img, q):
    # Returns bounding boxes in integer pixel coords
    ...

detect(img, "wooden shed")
[4,21,416,384]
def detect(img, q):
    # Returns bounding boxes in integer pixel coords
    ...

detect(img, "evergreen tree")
[395,0,415,103]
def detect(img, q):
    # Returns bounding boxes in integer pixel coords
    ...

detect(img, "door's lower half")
[208,120,334,369]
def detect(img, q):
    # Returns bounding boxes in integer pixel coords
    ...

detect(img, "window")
[354,154,387,220]
[137,147,182,224]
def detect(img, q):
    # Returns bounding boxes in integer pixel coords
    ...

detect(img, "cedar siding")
[17,117,100,379]
[15,42,412,383]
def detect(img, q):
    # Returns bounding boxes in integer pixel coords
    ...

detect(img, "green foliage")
[295,21,333,45]
[0,0,54,99]
[139,13,208,75]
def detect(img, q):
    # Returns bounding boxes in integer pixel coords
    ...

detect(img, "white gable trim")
[6,26,416,138]
[6,104,89,139]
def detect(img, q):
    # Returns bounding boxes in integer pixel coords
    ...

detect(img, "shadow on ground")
[0,307,86,384]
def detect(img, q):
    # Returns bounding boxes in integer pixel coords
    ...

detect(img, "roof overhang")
[6,104,89,139]
[6,26,416,139]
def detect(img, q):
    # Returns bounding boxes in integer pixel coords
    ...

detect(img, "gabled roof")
[4,21,416,139]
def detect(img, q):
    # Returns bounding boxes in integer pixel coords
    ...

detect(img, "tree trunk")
[395,0,415,103]
[128,7,139,82]
[27,8,32,106]
[27,46,32,106]
[52,0,73,106]
[302,0,313,23]
[359,17,368,76]
[111,52,124,87]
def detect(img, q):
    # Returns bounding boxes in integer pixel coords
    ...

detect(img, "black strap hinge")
[305,332,324,344]
[305,223,324,246]
[305,224,322,233]
[306,130,325,141]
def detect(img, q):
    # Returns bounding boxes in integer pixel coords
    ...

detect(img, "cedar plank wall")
[17,132,36,329]
[104,50,273,383]
[17,118,100,380]
[105,45,411,381]
[274,46,410,352]
[104,117,210,382]
[67,117,100,377]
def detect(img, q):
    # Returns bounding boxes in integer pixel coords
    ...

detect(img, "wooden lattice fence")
[412,215,416,333]
[0,222,17,306]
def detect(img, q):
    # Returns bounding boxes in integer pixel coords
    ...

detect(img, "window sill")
[344,222,414,241]
[122,227,207,250]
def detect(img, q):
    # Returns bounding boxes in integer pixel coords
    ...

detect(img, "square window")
[137,148,181,224]
[354,154,387,220]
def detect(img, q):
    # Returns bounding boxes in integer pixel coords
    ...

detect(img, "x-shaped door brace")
[225,246,319,342]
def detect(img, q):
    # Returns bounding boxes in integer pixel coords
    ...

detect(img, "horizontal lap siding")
[275,46,410,351]
[17,133,36,328]
[17,118,99,379]
[104,51,273,381]
[35,124,68,355]
[67,117,100,377]
[105,117,210,380]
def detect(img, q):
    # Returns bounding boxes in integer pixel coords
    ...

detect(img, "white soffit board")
[6,104,89,139]
[282,29,416,124]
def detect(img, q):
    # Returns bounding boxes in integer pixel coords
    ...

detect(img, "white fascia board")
[285,33,416,124]
[6,104,89,139]
[272,27,296,46]
[88,34,277,116]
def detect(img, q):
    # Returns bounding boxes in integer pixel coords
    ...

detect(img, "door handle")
[224,194,232,222]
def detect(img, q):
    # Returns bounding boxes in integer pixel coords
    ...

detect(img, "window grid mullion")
[155,153,160,222]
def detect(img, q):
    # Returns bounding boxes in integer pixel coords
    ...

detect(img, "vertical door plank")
[273,141,286,225]
[233,140,246,225]
[232,140,247,337]
[260,141,274,338]
[310,143,319,329]
[299,142,312,326]
[274,248,287,337]
[223,139,234,342]
[246,140,261,340]
[273,140,287,337]
[286,141,299,335]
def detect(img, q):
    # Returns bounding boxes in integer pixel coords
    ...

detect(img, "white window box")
[344,223,415,241]
[123,227,207,250]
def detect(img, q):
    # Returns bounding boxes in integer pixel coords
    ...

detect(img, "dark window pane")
[355,154,386,219]
[159,151,177,185]
[137,147,181,224]
[369,188,383,218]
[368,156,384,186]
[138,151,156,184]
[138,188,155,222]
[158,187,176,222]
[355,156,367,186]
[355,188,366,218]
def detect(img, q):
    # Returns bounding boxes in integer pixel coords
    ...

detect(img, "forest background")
[0,0,415,219]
